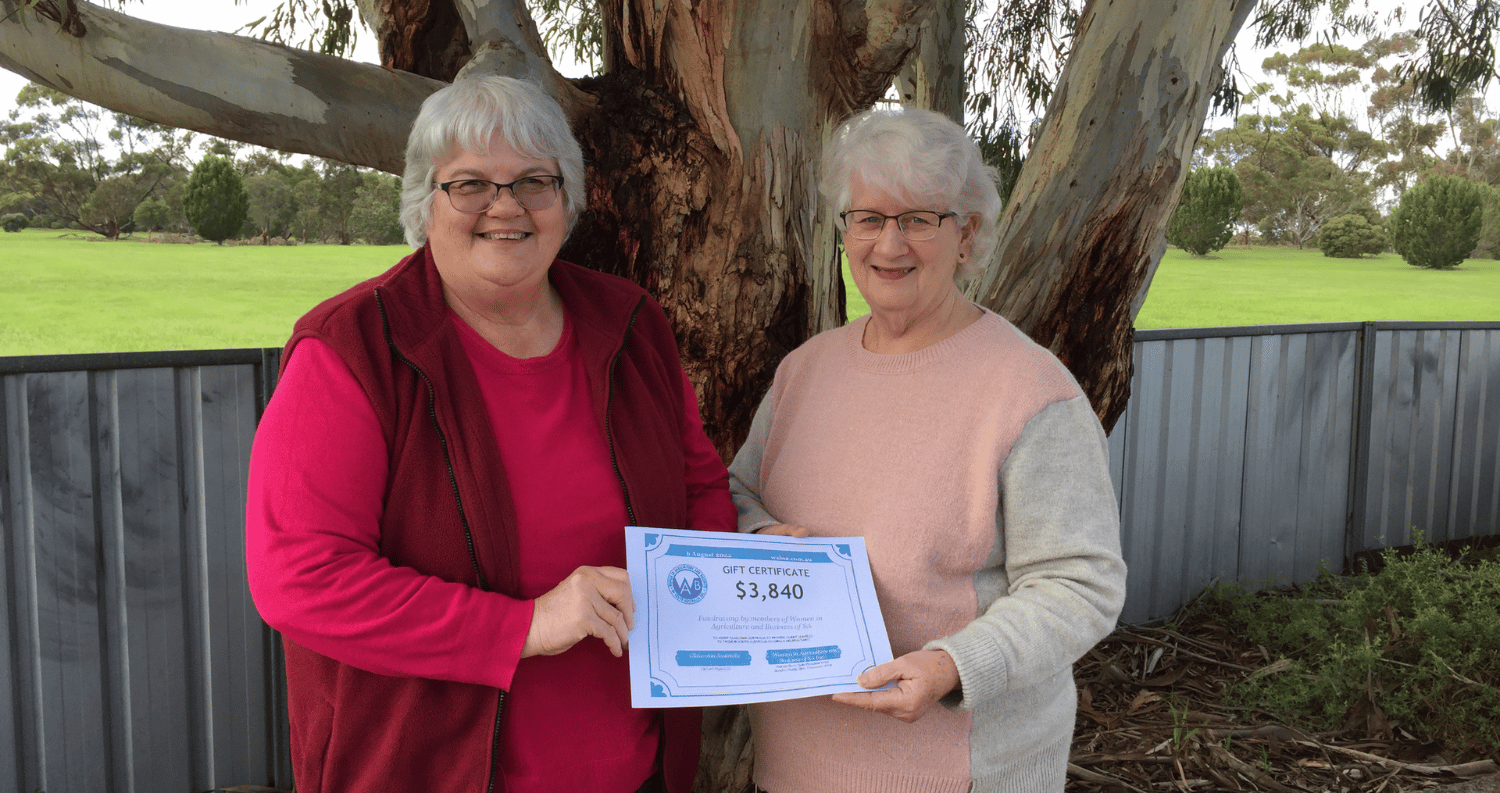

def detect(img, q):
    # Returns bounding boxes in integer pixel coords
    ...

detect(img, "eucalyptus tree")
[1,0,1495,447]
[0,84,187,237]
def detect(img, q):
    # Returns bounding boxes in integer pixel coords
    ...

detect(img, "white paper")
[626,526,894,707]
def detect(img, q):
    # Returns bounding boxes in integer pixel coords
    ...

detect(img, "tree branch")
[0,0,442,172]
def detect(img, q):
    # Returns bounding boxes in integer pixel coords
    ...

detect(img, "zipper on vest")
[375,290,505,793]
[605,297,645,526]
[375,290,490,590]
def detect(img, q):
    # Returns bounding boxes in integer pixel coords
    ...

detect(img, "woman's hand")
[830,649,960,723]
[523,566,635,658]
[754,523,810,538]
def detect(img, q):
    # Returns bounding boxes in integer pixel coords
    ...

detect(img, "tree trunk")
[969,0,1255,432]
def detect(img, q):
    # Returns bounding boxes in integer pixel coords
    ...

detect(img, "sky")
[0,0,1487,148]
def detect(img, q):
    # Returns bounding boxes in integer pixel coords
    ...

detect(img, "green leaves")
[183,155,249,245]
[1166,166,1244,256]
[1390,175,1487,269]
[1197,540,1500,757]
[1317,212,1386,258]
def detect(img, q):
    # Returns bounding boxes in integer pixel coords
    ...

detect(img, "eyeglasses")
[436,175,564,213]
[839,209,958,241]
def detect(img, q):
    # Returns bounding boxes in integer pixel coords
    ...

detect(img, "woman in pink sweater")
[728,107,1127,792]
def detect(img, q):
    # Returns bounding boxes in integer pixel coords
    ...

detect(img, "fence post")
[1345,321,1379,573]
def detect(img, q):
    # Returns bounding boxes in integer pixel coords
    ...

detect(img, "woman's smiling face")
[843,176,973,321]
[425,134,568,301]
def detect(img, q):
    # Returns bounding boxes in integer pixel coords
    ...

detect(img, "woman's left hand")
[830,649,960,723]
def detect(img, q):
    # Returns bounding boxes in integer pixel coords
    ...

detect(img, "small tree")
[1,213,28,232]
[349,172,404,245]
[245,173,294,244]
[1166,166,1244,256]
[1318,213,1386,258]
[1474,184,1500,259]
[182,155,249,245]
[78,176,146,239]
[132,198,173,239]
[1389,175,1486,270]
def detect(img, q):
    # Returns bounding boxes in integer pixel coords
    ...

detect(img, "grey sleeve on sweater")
[727,391,781,533]
[925,394,1127,710]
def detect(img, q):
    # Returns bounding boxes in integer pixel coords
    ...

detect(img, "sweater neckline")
[844,309,996,374]
[450,308,576,376]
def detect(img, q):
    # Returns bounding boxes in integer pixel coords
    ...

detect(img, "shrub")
[1389,175,1486,269]
[1318,213,1385,258]
[183,155,249,245]
[133,198,174,235]
[0,213,27,233]
[1167,166,1244,256]
[1192,540,1500,757]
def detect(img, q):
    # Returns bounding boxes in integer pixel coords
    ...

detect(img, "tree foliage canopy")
[1318,212,1386,258]
[182,154,248,244]
[1166,166,1243,256]
[1390,174,1487,269]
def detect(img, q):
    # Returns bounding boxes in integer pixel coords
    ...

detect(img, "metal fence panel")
[1363,327,1466,548]
[1110,322,1500,626]
[3,322,1499,789]
[1449,328,1500,540]
[0,352,288,793]
[1113,334,1252,624]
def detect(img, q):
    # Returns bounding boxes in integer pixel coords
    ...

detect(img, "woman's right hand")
[523,566,635,658]
[754,523,810,538]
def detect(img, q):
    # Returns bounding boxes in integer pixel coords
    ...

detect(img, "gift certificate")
[626,526,893,707]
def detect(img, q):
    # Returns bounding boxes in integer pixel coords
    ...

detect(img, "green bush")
[1390,175,1486,270]
[183,155,249,245]
[132,198,175,234]
[1192,540,1500,757]
[0,213,28,233]
[1318,213,1385,258]
[1474,184,1500,259]
[1167,166,1244,256]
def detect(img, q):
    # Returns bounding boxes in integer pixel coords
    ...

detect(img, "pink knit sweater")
[728,311,1126,793]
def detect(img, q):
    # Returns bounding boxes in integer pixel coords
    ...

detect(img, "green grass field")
[844,245,1500,328]
[3,229,1498,357]
[1,229,400,355]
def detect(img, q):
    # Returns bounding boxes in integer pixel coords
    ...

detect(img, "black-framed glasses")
[436,175,564,213]
[839,209,958,241]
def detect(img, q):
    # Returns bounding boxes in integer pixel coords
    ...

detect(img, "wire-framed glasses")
[436,175,564,213]
[839,209,957,241]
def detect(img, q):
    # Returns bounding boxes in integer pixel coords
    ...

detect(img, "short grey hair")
[820,107,1002,282]
[400,75,586,248]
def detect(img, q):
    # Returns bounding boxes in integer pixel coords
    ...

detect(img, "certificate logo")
[666,564,708,605]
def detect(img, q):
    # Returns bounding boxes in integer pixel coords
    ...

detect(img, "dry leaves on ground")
[1068,620,1499,793]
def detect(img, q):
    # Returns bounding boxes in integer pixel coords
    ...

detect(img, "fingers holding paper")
[831,649,960,723]
[524,565,636,658]
[754,523,811,538]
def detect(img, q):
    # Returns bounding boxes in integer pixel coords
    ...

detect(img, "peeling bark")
[971,0,1255,432]
[0,0,440,172]
[359,0,471,79]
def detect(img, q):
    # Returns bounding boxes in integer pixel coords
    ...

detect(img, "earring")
[959,253,966,260]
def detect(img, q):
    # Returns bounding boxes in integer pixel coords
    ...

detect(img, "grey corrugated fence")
[2,320,1497,790]
[1108,321,1500,622]
[1,350,291,793]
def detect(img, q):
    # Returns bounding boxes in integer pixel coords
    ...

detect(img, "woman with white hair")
[729,106,1127,792]
[246,75,733,793]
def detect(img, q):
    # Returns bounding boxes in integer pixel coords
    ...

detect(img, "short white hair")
[400,75,585,248]
[820,107,1002,281]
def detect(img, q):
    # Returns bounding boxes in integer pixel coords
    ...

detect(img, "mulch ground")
[1067,618,1500,792]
